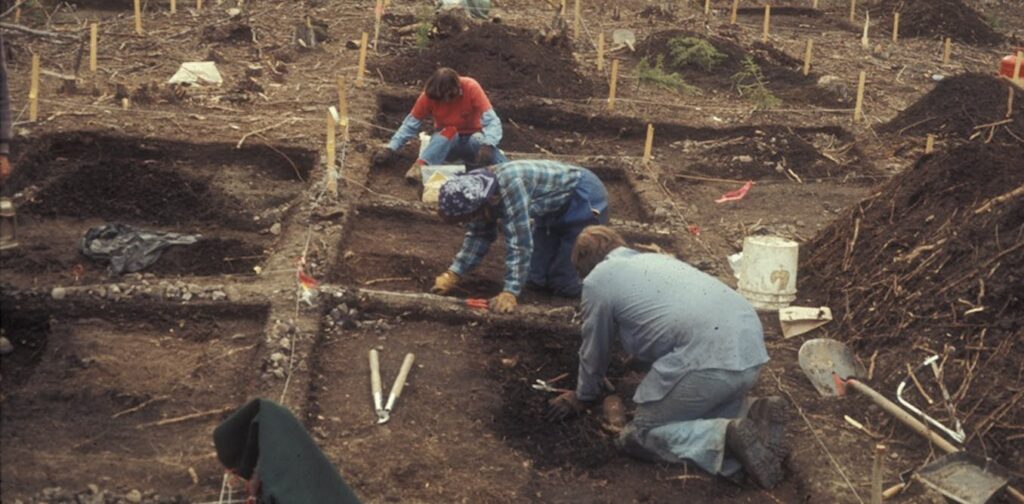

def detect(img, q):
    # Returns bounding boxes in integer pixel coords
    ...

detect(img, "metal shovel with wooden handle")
[798,338,1024,503]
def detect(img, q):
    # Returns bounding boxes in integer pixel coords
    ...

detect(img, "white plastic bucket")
[736,235,798,311]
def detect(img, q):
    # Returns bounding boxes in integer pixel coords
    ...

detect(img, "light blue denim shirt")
[576,247,769,403]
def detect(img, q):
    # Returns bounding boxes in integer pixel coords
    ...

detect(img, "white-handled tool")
[369,349,384,423]
[379,353,415,424]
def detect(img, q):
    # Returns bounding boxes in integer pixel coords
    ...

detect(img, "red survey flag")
[715,181,753,203]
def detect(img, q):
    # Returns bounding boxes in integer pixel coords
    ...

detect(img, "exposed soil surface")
[0,301,267,498]
[146,238,266,276]
[870,0,1005,45]
[378,22,593,100]
[880,73,1024,142]
[800,142,1024,472]
[636,30,847,108]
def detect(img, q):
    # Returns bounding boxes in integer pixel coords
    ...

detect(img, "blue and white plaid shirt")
[449,160,582,295]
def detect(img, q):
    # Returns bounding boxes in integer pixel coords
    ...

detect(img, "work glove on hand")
[546,391,586,422]
[476,144,495,166]
[431,270,460,295]
[490,291,517,313]
[371,147,396,167]
[0,156,10,184]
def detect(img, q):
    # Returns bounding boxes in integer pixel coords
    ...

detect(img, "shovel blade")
[798,338,867,397]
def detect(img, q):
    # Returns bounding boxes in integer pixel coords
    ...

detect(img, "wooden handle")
[848,380,958,453]
[389,353,416,399]
[369,349,382,396]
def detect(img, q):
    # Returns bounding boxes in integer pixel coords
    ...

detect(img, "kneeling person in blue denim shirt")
[432,160,609,313]
[547,226,789,489]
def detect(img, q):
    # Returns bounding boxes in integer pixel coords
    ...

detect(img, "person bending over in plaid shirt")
[431,160,609,313]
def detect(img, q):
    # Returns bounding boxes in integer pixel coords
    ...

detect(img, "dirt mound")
[146,238,264,276]
[26,161,246,228]
[881,73,1023,142]
[800,142,1024,470]
[378,22,592,100]
[870,0,1003,45]
[636,30,845,107]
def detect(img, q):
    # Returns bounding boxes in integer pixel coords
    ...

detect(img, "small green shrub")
[667,36,728,71]
[731,56,781,109]
[414,6,432,50]
[637,56,701,94]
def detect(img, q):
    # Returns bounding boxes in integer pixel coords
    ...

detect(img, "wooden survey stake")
[89,23,98,73]
[853,71,866,122]
[812,0,819,8]
[356,32,369,86]
[607,59,619,111]
[861,12,869,48]
[730,0,739,24]
[1008,87,1015,118]
[170,0,176,14]
[871,444,886,504]
[925,134,935,154]
[326,110,337,195]
[643,124,654,163]
[134,0,143,35]
[29,54,40,121]
[803,39,813,76]
[849,0,856,23]
[373,0,383,52]
[942,37,951,64]
[573,0,581,38]
[762,5,771,42]
[337,77,350,141]
[122,97,130,110]
[196,0,203,11]
[892,12,900,43]
[597,32,605,71]
[704,0,710,15]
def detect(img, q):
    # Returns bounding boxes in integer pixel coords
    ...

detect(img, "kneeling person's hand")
[372,147,396,167]
[546,391,586,421]
[490,291,517,313]
[431,270,460,295]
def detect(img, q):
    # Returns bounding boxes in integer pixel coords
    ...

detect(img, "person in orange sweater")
[372,67,507,181]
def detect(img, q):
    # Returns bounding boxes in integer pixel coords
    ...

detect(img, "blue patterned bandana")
[438,169,498,218]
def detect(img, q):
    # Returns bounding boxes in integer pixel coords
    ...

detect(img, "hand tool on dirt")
[369,349,384,422]
[798,338,1024,503]
[461,298,488,310]
[896,354,965,444]
[532,372,571,393]
[915,452,1012,504]
[379,353,416,425]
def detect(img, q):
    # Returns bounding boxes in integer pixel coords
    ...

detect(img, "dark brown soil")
[800,142,1024,471]
[378,22,593,100]
[636,30,847,108]
[870,0,1004,45]
[880,73,1024,143]
[146,238,265,276]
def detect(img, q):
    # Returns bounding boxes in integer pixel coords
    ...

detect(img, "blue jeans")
[527,169,609,298]
[419,131,509,168]
[619,365,763,477]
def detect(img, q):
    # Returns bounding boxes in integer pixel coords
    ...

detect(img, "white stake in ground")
[337,76,350,142]
[925,134,935,154]
[29,54,40,121]
[942,37,952,65]
[134,0,143,35]
[803,39,813,76]
[861,12,869,49]
[853,71,866,123]
[762,4,771,43]
[643,124,654,163]
[892,12,900,43]
[90,22,98,73]
[170,0,176,14]
[730,0,739,24]
[357,32,369,86]
[326,108,337,195]
[607,59,619,111]
[573,0,581,38]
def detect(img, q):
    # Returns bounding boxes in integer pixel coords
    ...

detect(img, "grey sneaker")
[747,396,790,459]
[726,418,784,489]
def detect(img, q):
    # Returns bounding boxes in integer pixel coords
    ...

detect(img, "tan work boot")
[404,163,422,184]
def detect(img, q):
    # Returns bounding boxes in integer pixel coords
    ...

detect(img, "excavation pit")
[0,133,314,284]
[0,301,268,501]
[329,205,671,304]
[309,311,801,502]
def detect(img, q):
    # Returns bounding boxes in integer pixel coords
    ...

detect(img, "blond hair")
[572,225,626,279]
